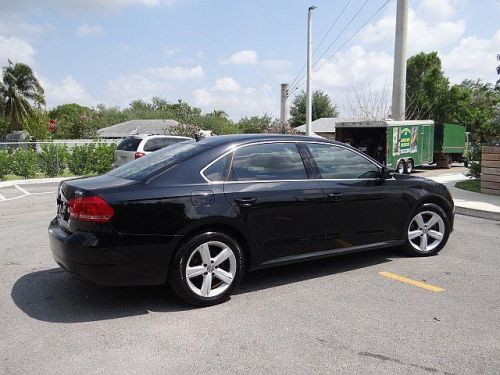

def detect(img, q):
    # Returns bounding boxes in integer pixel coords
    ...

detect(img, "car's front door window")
[307,143,380,179]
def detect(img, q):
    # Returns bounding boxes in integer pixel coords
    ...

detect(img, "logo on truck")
[393,126,418,156]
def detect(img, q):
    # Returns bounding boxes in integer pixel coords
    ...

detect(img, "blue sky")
[1,0,499,120]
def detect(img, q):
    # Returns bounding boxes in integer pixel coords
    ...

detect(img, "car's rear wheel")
[401,204,450,256]
[169,232,244,306]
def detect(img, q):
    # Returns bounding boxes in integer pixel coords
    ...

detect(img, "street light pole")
[306,6,316,136]
[391,0,408,120]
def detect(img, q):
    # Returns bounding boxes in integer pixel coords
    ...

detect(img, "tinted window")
[229,143,307,181]
[117,136,142,151]
[203,154,231,182]
[108,142,207,181]
[307,143,380,179]
[143,138,164,152]
[163,137,192,147]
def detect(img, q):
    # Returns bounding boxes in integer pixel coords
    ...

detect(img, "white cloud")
[222,50,258,65]
[214,77,241,92]
[107,74,173,105]
[419,0,459,20]
[360,8,465,53]
[40,75,95,107]
[0,18,51,36]
[147,65,204,80]
[193,82,278,119]
[442,30,500,84]
[77,23,104,37]
[0,34,36,65]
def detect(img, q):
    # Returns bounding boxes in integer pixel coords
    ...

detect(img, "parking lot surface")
[0,180,498,375]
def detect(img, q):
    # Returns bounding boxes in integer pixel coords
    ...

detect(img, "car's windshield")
[108,141,207,181]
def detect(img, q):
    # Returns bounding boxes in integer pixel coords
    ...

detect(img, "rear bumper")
[48,218,177,286]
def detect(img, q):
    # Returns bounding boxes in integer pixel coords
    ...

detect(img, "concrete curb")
[0,176,77,188]
[455,206,500,221]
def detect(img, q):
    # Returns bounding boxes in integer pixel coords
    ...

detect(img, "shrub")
[91,143,116,174]
[466,161,481,179]
[38,144,68,177]
[10,149,39,179]
[0,150,10,180]
[68,144,95,176]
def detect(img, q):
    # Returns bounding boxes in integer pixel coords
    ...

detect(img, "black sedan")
[49,134,454,306]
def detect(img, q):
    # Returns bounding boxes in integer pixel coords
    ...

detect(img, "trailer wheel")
[463,158,469,168]
[396,160,406,174]
[406,159,414,174]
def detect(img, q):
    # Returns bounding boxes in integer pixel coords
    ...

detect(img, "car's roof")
[197,134,341,147]
[124,134,191,139]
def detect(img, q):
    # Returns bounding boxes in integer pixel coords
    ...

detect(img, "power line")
[313,0,392,75]
[310,0,370,71]
[288,0,353,90]
[289,0,392,97]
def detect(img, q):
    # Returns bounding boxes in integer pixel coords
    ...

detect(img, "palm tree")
[0,60,45,133]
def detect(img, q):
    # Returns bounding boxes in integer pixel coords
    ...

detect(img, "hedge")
[0,143,116,181]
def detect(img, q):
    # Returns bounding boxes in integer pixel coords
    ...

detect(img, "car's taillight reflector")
[68,196,114,223]
[134,152,145,159]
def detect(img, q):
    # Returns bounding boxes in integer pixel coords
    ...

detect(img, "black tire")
[464,158,469,168]
[169,232,245,307]
[405,159,414,174]
[400,203,451,257]
[396,160,406,174]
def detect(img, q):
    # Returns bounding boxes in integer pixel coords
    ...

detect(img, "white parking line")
[0,191,54,202]
[14,185,30,195]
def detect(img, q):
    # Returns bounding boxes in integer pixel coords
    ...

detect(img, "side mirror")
[380,166,393,179]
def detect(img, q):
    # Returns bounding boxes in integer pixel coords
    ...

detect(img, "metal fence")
[0,139,119,152]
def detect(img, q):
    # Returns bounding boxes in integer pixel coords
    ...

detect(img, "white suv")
[113,134,193,168]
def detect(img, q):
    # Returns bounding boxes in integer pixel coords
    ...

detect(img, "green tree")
[405,52,449,121]
[0,60,45,133]
[237,114,273,133]
[290,90,338,127]
[49,103,97,139]
[23,109,50,140]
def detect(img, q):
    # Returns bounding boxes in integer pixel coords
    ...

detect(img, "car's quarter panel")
[223,180,327,266]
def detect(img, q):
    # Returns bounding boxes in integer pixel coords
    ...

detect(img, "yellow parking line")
[379,272,445,292]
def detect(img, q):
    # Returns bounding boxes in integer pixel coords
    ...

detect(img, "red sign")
[48,119,56,132]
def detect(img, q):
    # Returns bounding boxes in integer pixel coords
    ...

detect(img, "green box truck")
[334,120,471,174]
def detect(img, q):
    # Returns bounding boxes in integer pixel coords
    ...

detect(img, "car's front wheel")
[401,204,450,256]
[169,232,245,306]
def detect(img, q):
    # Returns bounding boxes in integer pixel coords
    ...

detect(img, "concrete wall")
[481,146,500,196]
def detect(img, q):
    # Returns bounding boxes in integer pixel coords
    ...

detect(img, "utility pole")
[306,6,316,136]
[391,0,408,121]
[280,83,289,124]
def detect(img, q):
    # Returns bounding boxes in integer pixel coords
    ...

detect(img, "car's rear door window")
[307,143,380,179]
[203,154,231,182]
[229,143,307,181]
[143,138,164,152]
[116,137,142,151]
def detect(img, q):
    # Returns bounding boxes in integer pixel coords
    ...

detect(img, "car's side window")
[229,143,307,181]
[143,138,164,152]
[307,143,381,179]
[203,154,231,182]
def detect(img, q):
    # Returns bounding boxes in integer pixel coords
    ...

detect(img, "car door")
[222,142,327,266]
[305,142,403,250]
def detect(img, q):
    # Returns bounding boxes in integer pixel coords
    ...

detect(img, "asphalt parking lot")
[1,173,498,375]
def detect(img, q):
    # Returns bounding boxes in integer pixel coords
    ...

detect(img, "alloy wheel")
[185,241,237,298]
[408,211,445,252]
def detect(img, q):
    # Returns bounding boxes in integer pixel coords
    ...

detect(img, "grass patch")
[455,179,481,193]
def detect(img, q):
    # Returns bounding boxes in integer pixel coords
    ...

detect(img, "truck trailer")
[334,120,470,174]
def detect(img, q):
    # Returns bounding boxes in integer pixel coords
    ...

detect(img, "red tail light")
[134,152,145,159]
[68,196,114,223]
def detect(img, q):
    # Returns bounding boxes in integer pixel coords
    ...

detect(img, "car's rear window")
[108,141,207,181]
[116,137,142,151]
